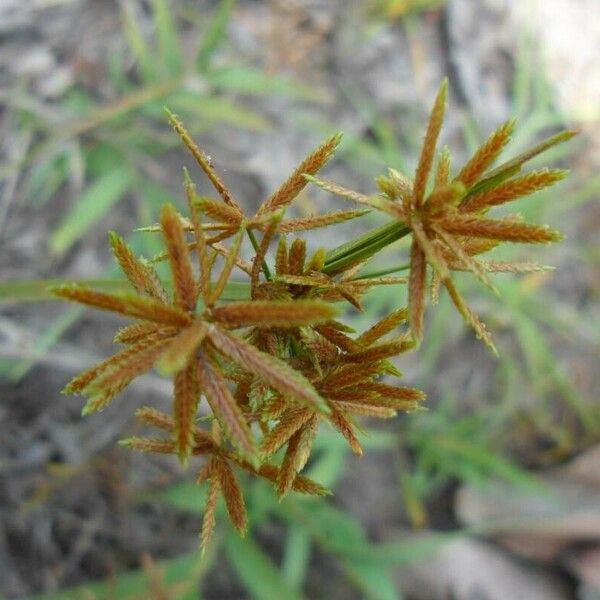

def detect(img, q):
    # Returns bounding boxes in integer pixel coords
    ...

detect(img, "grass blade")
[50,164,132,254]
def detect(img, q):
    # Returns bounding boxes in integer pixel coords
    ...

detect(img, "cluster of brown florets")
[53,80,573,551]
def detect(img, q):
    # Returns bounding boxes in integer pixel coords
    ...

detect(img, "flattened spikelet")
[444,279,498,356]
[261,408,314,456]
[277,414,319,498]
[114,322,167,344]
[119,437,176,454]
[275,236,288,275]
[109,232,168,301]
[441,216,563,243]
[198,353,255,459]
[201,467,220,555]
[461,169,568,213]
[330,410,363,457]
[194,196,243,225]
[260,133,342,214]
[173,359,201,464]
[341,339,413,363]
[161,203,196,311]
[414,79,448,207]
[208,327,330,414]
[456,119,515,187]
[166,110,242,215]
[211,300,338,328]
[214,459,247,535]
[356,308,408,346]
[52,285,191,326]
[408,241,427,342]
[287,238,306,276]
[277,209,370,233]
[157,320,209,375]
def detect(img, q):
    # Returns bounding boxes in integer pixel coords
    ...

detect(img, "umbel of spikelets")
[309,79,575,354]
[52,113,427,551]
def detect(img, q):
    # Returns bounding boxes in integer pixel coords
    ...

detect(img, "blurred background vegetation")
[0,0,599,598]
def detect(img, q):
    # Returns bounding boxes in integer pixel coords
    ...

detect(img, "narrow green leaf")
[151,0,184,75]
[121,0,156,82]
[0,280,251,303]
[205,66,326,101]
[342,560,400,600]
[282,525,311,590]
[196,0,236,72]
[3,307,83,382]
[168,92,270,130]
[50,164,132,254]
[225,530,305,600]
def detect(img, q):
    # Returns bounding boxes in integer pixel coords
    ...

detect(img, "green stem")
[322,221,411,275]
[246,229,272,281]
[352,262,411,280]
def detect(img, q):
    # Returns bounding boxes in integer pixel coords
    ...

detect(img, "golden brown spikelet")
[193,196,243,225]
[460,169,568,213]
[109,232,168,302]
[213,459,248,535]
[277,209,370,233]
[211,300,338,328]
[166,110,243,216]
[259,133,342,215]
[113,322,166,344]
[440,216,563,243]
[331,402,396,418]
[275,236,288,275]
[118,437,177,454]
[408,241,427,343]
[197,353,255,459]
[52,285,192,326]
[444,279,497,355]
[261,408,314,456]
[157,321,209,375]
[210,228,245,305]
[200,464,220,555]
[250,213,282,297]
[435,146,451,187]
[413,79,448,208]
[330,409,363,457]
[356,308,408,346]
[287,238,307,276]
[277,414,319,498]
[173,359,201,464]
[160,203,196,311]
[342,339,413,363]
[455,119,515,187]
[208,327,330,414]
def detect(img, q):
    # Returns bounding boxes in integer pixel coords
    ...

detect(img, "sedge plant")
[51,79,575,553]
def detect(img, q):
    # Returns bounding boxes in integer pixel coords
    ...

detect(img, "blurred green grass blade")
[196,0,235,73]
[305,445,347,489]
[341,560,400,600]
[26,552,199,600]
[4,306,83,382]
[167,92,270,130]
[27,152,70,206]
[0,279,129,302]
[346,532,459,568]
[152,0,184,75]
[225,530,305,600]
[282,524,310,590]
[205,66,326,101]
[50,164,132,254]
[147,481,206,514]
[0,279,250,303]
[121,0,157,82]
